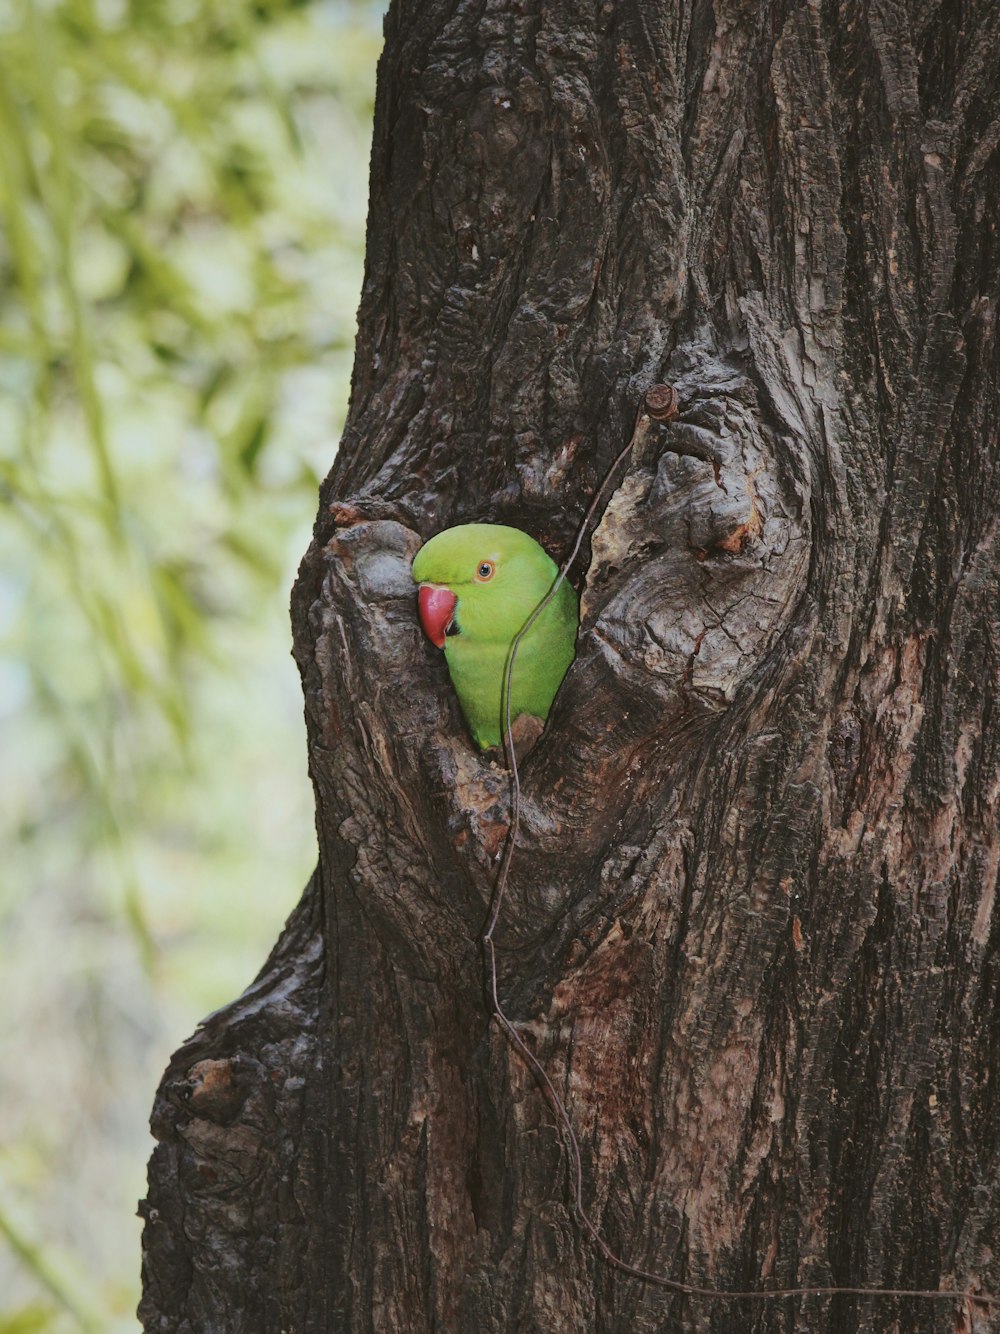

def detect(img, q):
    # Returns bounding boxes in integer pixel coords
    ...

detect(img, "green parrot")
[412,523,579,749]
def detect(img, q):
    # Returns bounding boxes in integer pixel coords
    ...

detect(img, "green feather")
[412,523,578,749]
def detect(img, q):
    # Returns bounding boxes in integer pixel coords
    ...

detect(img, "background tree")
[0,1,379,1327]
[141,1,1000,1331]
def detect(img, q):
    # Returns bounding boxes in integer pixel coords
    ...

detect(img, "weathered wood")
[141,2,1000,1331]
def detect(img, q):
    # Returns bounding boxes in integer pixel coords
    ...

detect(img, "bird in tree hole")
[412,523,579,751]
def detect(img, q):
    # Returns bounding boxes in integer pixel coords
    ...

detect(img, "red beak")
[417,584,458,648]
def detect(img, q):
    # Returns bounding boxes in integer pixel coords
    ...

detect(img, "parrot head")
[412,523,559,646]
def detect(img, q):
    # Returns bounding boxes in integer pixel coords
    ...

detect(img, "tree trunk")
[140,1,1000,1331]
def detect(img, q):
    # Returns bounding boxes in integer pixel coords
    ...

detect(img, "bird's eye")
[475,560,495,582]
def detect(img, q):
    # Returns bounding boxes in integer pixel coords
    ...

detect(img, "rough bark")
[141,1,1000,1331]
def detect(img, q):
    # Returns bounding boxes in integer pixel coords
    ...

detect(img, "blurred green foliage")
[0,0,382,1327]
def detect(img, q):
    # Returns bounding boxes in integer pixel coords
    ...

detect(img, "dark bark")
[141,1,1000,1331]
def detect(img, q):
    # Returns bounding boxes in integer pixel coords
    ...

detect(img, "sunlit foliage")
[0,0,381,1326]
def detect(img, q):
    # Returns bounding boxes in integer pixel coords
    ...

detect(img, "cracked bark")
[141,2,1000,1331]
